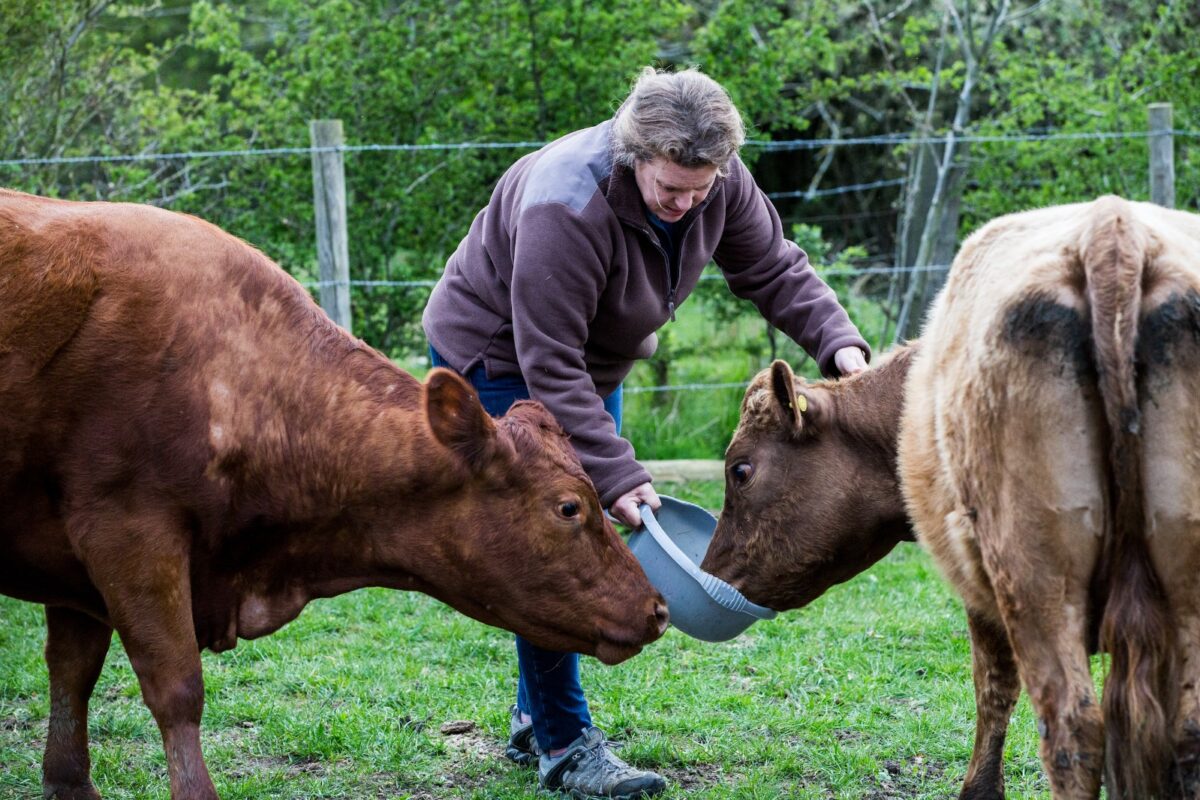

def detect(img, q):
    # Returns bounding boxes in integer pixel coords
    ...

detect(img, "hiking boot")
[538,726,666,799]
[506,704,541,766]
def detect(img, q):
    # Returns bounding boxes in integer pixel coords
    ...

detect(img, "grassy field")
[0,481,1052,800]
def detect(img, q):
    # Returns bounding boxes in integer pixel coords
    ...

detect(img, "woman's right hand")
[609,482,661,528]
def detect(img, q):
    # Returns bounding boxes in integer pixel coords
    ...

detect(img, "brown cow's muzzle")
[592,595,669,665]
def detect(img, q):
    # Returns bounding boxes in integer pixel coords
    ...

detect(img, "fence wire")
[1,128,1195,168]
[297,263,951,291]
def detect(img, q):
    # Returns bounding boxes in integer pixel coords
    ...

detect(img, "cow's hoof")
[42,782,102,800]
[1170,753,1200,798]
[958,777,1005,800]
[1167,723,1200,800]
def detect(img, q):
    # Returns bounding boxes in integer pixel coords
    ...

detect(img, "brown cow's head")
[700,349,917,611]
[420,369,667,664]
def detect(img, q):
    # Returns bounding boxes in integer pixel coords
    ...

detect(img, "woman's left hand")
[833,346,868,376]
[610,482,661,528]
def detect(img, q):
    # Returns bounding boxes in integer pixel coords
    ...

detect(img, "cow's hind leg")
[42,606,112,800]
[973,429,1105,797]
[1155,557,1200,799]
[983,507,1103,800]
[959,610,1020,800]
[978,294,1106,798]
[1137,286,1200,800]
[75,508,218,800]
[998,596,1102,798]
[1145,503,1200,800]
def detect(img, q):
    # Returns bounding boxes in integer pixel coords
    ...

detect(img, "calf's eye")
[730,462,754,485]
[558,501,580,519]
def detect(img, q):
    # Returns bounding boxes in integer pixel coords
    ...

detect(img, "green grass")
[0,511,1054,799]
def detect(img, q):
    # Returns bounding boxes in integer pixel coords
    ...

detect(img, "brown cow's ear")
[424,368,498,470]
[769,360,804,434]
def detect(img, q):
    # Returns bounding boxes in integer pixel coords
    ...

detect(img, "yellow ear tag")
[796,394,808,413]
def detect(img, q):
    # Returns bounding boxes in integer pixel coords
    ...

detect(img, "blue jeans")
[428,347,622,751]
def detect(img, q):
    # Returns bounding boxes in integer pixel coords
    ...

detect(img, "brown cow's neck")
[828,343,918,541]
[832,343,917,466]
[192,341,472,649]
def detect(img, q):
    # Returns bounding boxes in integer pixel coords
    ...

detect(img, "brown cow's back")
[0,190,438,635]
[900,196,1200,799]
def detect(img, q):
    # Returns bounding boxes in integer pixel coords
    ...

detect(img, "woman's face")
[633,157,718,223]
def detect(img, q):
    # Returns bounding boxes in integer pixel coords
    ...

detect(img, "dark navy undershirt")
[645,209,681,261]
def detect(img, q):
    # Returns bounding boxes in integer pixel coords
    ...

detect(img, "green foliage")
[0,1,175,195]
[691,0,846,134]
[794,223,888,361]
[964,0,1200,230]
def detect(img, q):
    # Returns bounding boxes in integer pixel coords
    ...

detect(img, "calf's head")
[420,369,667,664]
[700,351,916,611]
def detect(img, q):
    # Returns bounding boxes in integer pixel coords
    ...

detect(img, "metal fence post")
[310,119,352,332]
[1148,103,1175,209]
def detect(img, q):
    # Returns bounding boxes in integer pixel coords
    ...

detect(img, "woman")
[423,66,870,800]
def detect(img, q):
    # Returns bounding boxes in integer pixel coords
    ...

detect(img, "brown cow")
[0,188,668,800]
[704,196,1200,800]
[699,345,916,611]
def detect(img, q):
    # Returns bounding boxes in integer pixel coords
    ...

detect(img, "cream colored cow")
[901,196,1200,799]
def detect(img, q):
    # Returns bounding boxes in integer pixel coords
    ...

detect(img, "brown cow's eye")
[730,462,754,486]
[558,501,580,519]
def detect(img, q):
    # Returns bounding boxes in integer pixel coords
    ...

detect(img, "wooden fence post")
[310,119,352,332]
[1148,103,1174,209]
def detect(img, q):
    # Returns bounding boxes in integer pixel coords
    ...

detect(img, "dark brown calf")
[0,189,667,800]
[701,347,916,611]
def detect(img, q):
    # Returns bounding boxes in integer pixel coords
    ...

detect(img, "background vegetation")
[2,2,1197,465]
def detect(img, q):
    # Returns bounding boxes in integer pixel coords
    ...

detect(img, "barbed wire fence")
[1,118,1194,399]
[2,127,1185,167]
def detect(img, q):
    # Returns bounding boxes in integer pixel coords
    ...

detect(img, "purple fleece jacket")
[422,120,870,507]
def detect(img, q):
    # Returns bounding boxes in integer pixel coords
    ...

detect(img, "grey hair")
[611,66,746,176]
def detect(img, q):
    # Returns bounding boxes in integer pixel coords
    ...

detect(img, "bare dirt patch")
[427,721,511,793]
[861,754,947,799]
[661,761,727,791]
[439,722,506,764]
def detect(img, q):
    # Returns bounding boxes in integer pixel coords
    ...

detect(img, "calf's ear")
[424,368,498,470]
[769,360,806,435]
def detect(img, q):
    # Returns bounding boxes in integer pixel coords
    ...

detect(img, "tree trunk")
[892,145,965,341]
[889,0,1010,344]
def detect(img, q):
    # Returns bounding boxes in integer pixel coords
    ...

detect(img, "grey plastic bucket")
[627,496,776,642]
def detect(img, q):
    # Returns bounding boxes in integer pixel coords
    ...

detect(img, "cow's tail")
[1085,196,1176,799]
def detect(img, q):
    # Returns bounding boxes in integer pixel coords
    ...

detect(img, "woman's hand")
[610,482,661,528]
[833,346,868,376]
